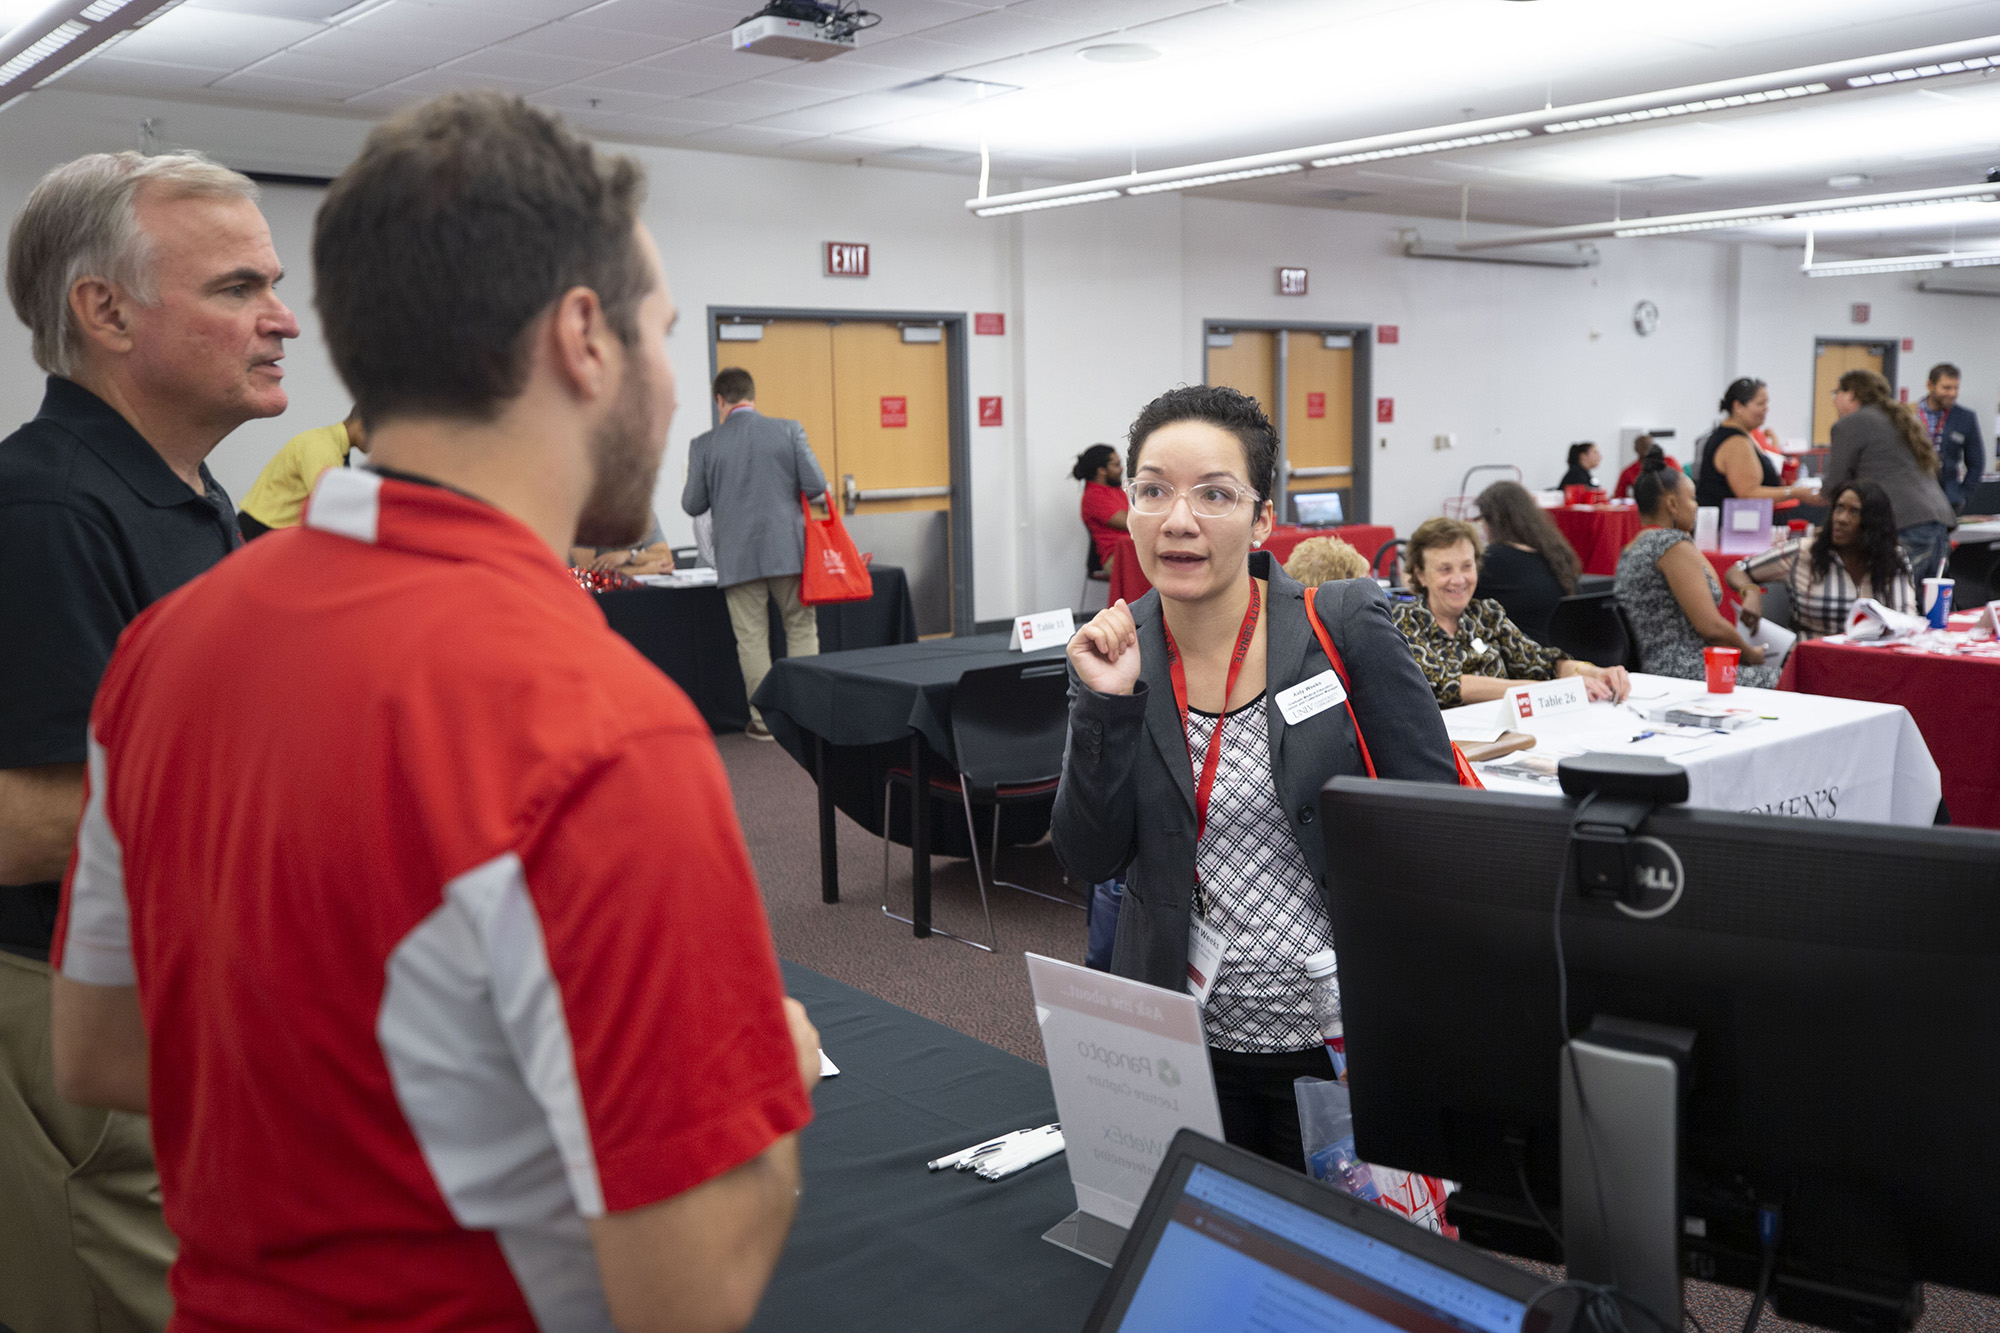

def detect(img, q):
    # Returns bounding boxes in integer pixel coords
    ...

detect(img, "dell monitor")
[1319,772,2000,1332]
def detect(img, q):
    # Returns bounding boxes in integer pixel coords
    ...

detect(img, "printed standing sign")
[1306,391,1327,419]
[1500,676,1591,732]
[978,396,1003,427]
[879,396,907,428]
[1026,953,1225,1230]
[1010,607,1074,651]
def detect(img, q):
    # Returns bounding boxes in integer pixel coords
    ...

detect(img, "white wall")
[6,87,1997,628]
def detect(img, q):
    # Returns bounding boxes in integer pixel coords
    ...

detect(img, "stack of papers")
[635,568,719,588]
[1737,608,1796,670]
[1844,597,1927,641]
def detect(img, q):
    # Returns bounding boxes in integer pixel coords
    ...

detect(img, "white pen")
[926,1123,1058,1173]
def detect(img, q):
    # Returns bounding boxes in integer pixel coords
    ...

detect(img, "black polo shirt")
[0,376,239,958]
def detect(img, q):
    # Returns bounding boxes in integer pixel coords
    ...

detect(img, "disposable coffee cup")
[1923,577,1954,629]
[1704,646,1739,694]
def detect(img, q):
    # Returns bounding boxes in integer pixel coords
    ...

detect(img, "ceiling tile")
[641,38,762,78]
[110,8,325,70]
[750,92,923,135]
[678,80,843,113]
[184,0,364,18]
[592,111,741,139]
[759,58,921,94]
[48,56,229,95]
[242,48,436,85]
[831,35,973,73]
[440,47,613,85]
[577,62,737,98]
[495,20,683,63]
[335,1,547,46]
[287,23,461,66]
[913,8,1095,54]
[860,0,992,41]
[368,66,550,99]
[560,0,744,41]
[672,123,822,152]
[528,84,678,115]
[211,69,375,100]
[421,0,599,15]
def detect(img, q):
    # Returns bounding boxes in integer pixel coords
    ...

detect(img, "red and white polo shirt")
[55,469,810,1330]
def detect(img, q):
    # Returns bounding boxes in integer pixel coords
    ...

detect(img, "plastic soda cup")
[1704,646,1739,693]
[1923,578,1954,629]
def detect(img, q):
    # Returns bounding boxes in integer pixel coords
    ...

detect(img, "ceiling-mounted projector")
[731,2,877,61]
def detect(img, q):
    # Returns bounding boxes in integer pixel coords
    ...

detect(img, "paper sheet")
[1442,713,1506,745]
[819,1049,839,1078]
[1737,607,1796,671]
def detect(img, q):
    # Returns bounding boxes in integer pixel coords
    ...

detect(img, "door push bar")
[842,473,949,514]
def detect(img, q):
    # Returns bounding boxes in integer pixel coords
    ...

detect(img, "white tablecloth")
[1444,674,1941,825]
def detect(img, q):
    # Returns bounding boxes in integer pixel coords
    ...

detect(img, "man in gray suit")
[683,367,828,739]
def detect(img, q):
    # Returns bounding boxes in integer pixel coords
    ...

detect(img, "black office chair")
[1545,591,1628,668]
[881,659,1077,951]
[1371,538,1406,587]
[1757,580,1794,633]
[1613,601,1645,672]
[1079,541,1110,614]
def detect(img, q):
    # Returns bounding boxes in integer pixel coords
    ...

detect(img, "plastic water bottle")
[1304,949,1347,1081]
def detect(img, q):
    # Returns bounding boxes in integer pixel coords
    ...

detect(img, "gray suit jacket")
[680,408,828,587]
[1827,403,1954,534]
[1052,554,1459,994]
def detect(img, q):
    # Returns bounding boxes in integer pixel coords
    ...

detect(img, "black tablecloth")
[750,962,1106,1332]
[598,564,915,733]
[753,634,1068,857]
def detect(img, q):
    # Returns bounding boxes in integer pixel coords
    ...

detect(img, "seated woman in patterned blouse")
[1722,478,1917,639]
[1390,517,1630,708]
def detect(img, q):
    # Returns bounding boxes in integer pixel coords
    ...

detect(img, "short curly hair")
[1283,536,1369,587]
[1125,384,1277,505]
[1404,516,1482,594]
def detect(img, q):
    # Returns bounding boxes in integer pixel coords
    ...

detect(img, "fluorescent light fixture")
[1804,248,2000,278]
[965,34,2000,219]
[0,0,186,103]
[1404,235,1598,268]
[1124,163,1302,195]
[972,189,1122,217]
[1459,183,2000,250]
[1311,128,1531,168]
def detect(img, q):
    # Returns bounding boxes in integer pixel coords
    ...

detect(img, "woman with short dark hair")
[1473,480,1581,644]
[1724,479,1916,639]
[1827,368,1958,580]
[1619,453,1779,686]
[1054,385,1456,1170]
[1558,441,1601,490]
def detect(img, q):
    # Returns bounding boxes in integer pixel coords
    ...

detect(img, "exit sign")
[1278,267,1308,296]
[825,241,870,277]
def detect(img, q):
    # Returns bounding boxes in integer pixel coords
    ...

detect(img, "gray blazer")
[680,408,828,588]
[1827,403,1954,534]
[1052,554,1459,994]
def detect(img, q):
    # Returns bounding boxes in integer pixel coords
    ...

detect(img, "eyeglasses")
[1124,478,1261,519]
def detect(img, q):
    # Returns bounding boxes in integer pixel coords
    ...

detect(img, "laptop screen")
[1294,492,1345,527]
[1104,1162,1535,1333]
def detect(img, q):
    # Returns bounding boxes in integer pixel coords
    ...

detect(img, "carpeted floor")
[717,730,1996,1332]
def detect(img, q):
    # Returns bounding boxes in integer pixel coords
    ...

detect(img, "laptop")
[1293,491,1346,528]
[1084,1129,1574,1333]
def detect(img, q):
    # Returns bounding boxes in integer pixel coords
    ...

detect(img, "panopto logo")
[1157,1058,1183,1088]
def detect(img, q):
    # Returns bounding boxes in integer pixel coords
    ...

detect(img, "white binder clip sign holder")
[1010,608,1074,652]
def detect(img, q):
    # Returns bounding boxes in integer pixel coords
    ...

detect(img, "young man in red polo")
[50,92,817,1332]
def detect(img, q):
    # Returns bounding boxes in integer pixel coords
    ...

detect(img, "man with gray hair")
[0,149,298,1332]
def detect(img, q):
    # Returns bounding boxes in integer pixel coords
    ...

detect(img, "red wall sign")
[1850,302,1870,324]
[978,396,1003,427]
[975,312,1006,335]
[1278,267,1308,296]
[1899,386,1910,403]
[825,242,870,277]
[879,396,907,427]
[1377,325,1399,344]
[1901,337,1914,352]
[1376,397,1395,423]
[1305,391,1327,419]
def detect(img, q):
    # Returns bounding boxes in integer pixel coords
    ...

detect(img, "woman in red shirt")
[1075,443,1129,571]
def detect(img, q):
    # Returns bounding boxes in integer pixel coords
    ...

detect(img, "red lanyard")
[1162,579,1262,848]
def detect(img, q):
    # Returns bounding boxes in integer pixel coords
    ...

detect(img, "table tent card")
[1011,608,1075,652]
[1498,676,1591,733]
[1719,498,1775,555]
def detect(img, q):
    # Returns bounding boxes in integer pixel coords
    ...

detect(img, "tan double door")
[1811,340,1893,446]
[1205,328,1356,520]
[712,317,953,631]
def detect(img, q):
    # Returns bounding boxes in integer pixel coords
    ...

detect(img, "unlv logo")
[821,548,848,576]
[1515,695,1534,719]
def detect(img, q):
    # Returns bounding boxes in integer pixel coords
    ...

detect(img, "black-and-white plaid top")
[1734,537,1917,639]
[1185,695,1334,1054]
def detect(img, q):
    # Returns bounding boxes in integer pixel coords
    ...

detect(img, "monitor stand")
[1561,1017,1695,1333]
[1043,1209,1128,1267]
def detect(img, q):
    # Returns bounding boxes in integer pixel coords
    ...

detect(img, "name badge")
[1275,669,1349,725]
[1470,636,1488,658]
[1186,916,1230,1007]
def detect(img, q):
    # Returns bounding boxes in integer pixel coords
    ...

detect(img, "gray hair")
[6,151,258,377]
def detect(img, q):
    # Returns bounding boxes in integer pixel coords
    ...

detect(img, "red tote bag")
[1303,592,1483,789]
[799,493,873,605]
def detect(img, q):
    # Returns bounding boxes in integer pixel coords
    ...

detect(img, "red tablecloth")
[1705,549,1742,614]
[1779,639,2000,828]
[1549,504,1641,576]
[1106,523,1396,604]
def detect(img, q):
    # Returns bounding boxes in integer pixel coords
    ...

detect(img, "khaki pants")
[724,576,819,726]
[0,952,174,1333]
